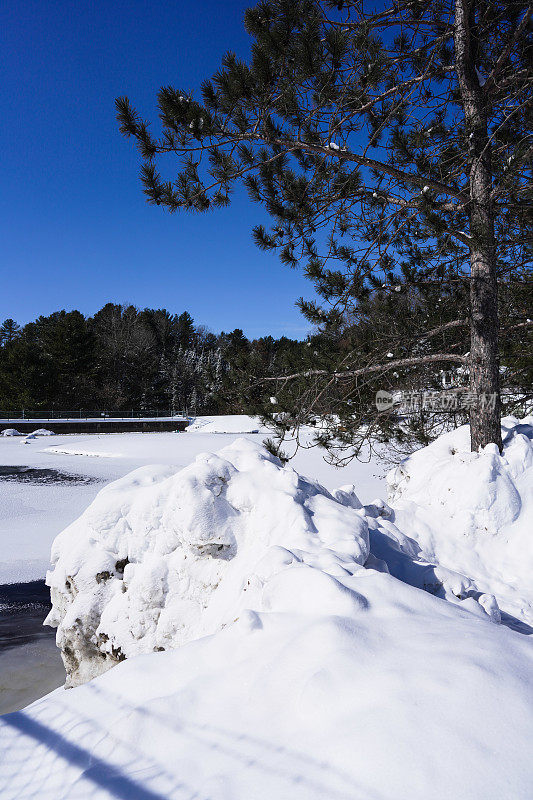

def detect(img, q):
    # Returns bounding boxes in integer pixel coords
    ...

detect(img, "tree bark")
[455,0,503,452]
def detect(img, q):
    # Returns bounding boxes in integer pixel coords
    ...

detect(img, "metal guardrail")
[0,410,190,422]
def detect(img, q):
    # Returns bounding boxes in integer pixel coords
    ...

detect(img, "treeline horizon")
[1,280,530,447]
[0,304,307,415]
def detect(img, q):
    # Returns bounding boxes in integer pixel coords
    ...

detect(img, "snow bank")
[387,415,533,625]
[3,427,533,798]
[27,428,55,437]
[1,429,22,437]
[186,414,263,433]
[45,439,370,686]
[3,544,533,799]
[21,430,55,444]
[45,436,504,689]
[44,433,516,689]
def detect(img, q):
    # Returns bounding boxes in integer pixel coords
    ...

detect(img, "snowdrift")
[388,415,533,625]
[2,573,533,800]
[24,428,55,438]
[186,414,263,433]
[44,439,370,686]
[2,422,532,798]
[44,437,505,688]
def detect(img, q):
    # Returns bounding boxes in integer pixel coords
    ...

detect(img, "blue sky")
[1,0,313,339]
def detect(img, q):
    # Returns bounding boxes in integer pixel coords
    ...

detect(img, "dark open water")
[0,580,54,651]
[0,583,65,715]
[0,465,96,484]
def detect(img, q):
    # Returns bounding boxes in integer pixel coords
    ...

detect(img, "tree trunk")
[468,186,502,452]
[454,0,502,452]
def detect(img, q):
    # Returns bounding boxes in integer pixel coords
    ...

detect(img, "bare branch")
[420,319,469,339]
[484,5,533,95]
[260,353,467,383]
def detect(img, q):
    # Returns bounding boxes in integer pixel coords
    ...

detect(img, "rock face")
[45,439,370,686]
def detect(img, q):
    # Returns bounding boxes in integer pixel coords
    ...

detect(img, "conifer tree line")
[117,0,532,456]
[0,290,529,446]
[0,306,305,416]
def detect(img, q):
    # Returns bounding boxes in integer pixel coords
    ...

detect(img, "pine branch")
[250,134,468,201]
[419,319,469,339]
[483,5,533,96]
[260,353,467,383]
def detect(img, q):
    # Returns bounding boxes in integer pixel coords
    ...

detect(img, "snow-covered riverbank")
[0,417,387,584]
[1,416,532,799]
[0,417,387,715]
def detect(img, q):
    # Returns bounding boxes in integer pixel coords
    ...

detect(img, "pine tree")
[0,319,21,346]
[175,312,196,350]
[117,0,533,453]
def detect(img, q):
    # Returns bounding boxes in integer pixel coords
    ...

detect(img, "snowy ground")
[0,417,386,585]
[1,416,532,799]
[0,417,386,715]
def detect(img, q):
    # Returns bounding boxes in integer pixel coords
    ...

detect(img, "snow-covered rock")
[387,415,533,625]
[45,439,370,686]
[21,429,55,444]
[1,428,22,437]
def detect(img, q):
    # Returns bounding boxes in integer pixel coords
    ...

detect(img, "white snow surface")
[1,417,533,799]
[44,439,371,687]
[2,575,532,799]
[387,415,533,626]
[0,418,386,584]
[185,414,264,433]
